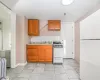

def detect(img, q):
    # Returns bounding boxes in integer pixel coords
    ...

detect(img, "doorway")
[0,22,3,50]
[61,22,74,58]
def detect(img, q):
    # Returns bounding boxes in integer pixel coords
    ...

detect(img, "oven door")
[54,48,64,58]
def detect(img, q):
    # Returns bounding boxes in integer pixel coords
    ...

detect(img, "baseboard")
[15,62,27,67]
[19,62,27,66]
[63,58,73,59]
[15,63,19,68]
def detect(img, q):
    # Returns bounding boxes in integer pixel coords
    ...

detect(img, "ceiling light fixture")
[62,0,74,5]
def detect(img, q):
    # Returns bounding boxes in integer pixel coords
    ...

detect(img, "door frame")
[0,3,16,68]
[0,21,3,50]
[11,12,16,68]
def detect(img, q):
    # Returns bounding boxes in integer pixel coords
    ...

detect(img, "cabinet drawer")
[39,45,52,48]
[53,58,63,63]
[27,48,38,56]
[27,52,38,56]
[27,45,38,49]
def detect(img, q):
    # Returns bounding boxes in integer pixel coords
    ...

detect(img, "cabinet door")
[45,47,52,62]
[28,20,34,35]
[28,20,39,36]
[27,48,38,62]
[38,46,45,62]
[48,20,61,31]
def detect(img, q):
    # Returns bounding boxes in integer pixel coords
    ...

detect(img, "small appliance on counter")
[53,41,64,64]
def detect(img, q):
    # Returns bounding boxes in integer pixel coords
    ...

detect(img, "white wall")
[16,15,28,64]
[80,8,100,80]
[74,22,80,63]
[31,36,60,42]
[11,13,28,67]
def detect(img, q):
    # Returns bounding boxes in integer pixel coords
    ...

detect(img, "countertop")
[27,44,53,45]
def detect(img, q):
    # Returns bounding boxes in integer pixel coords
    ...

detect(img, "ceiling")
[1,0,100,22]
[0,0,19,9]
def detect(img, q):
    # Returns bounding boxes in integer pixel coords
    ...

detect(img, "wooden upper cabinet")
[48,20,61,31]
[28,19,39,36]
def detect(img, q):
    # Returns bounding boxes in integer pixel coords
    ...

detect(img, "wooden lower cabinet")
[27,47,38,62]
[45,47,53,62]
[27,45,52,63]
[38,46,45,62]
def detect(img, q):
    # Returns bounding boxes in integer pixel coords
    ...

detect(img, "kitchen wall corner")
[74,21,80,64]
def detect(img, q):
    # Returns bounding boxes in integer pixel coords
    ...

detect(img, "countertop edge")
[27,44,53,45]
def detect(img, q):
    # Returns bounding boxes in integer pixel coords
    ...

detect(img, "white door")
[61,23,74,58]
[0,24,2,50]
[0,30,2,50]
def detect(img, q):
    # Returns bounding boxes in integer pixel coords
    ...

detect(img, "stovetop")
[53,41,63,44]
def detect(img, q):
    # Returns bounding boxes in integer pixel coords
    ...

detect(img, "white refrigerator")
[80,23,100,80]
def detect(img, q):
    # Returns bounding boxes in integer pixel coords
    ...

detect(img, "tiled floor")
[7,59,80,80]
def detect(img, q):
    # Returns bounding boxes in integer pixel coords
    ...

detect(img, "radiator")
[0,58,6,80]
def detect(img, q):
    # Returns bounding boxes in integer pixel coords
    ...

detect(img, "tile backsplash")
[30,36,60,43]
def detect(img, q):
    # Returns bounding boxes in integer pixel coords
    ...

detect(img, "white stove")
[53,41,64,64]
